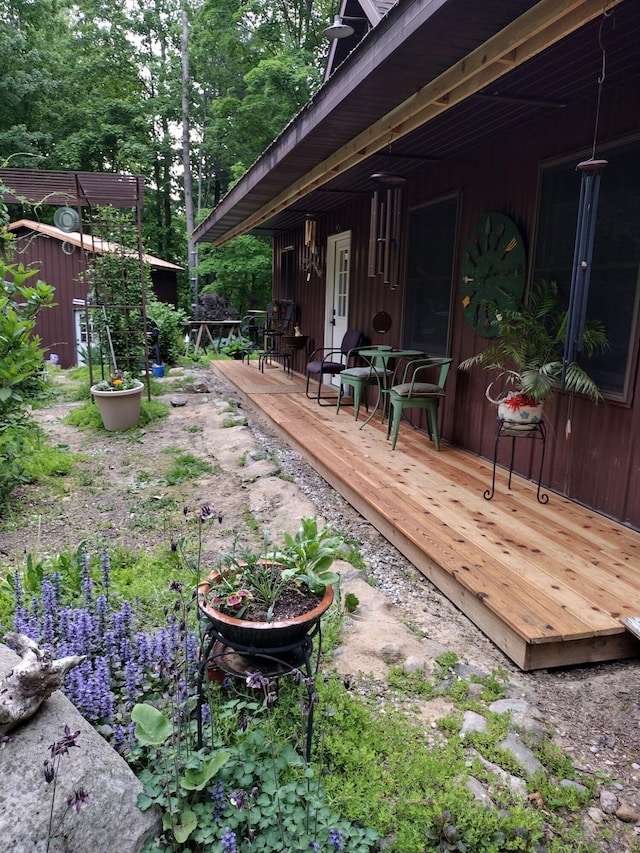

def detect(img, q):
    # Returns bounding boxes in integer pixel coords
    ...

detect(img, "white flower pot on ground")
[90,381,144,430]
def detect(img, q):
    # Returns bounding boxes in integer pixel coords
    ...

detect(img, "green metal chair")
[336,346,394,421]
[386,357,453,450]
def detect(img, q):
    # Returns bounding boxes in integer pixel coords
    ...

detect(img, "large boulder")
[0,644,160,852]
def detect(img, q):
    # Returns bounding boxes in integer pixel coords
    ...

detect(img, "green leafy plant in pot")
[459,280,608,427]
[197,517,344,649]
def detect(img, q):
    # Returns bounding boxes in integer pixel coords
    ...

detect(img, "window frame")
[532,138,640,405]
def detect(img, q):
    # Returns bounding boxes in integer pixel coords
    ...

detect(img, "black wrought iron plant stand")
[485,420,549,504]
[196,621,323,761]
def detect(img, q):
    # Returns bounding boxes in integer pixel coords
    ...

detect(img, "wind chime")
[367,173,405,289]
[561,9,612,391]
[302,216,321,280]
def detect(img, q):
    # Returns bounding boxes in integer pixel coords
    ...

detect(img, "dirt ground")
[3,364,640,850]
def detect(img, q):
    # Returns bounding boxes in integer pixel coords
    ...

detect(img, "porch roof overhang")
[193,0,637,247]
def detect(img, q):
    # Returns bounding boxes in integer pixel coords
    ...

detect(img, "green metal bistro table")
[350,347,424,428]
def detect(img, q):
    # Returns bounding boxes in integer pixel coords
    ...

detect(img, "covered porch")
[212,359,640,671]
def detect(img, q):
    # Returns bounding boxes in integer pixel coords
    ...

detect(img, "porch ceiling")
[194,0,639,246]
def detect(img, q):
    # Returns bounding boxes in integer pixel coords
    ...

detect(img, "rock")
[599,789,619,813]
[497,732,543,776]
[403,656,425,675]
[476,753,528,798]
[185,381,209,393]
[489,698,546,739]
[466,776,495,807]
[379,644,404,664]
[587,807,605,823]
[460,710,487,736]
[0,645,160,853]
[615,801,640,823]
[170,396,188,407]
[559,779,588,795]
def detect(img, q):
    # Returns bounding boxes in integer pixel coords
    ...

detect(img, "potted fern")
[459,280,608,427]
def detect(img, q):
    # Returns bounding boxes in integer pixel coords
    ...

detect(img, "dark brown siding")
[273,73,640,529]
[13,231,88,369]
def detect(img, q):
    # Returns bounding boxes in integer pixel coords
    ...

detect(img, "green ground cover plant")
[0,522,604,853]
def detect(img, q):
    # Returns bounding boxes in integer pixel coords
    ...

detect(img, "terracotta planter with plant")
[90,372,144,430]
[197,517,343,650]
[459,280,608,424]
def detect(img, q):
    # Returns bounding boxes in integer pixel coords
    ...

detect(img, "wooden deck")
[212,360,640,671]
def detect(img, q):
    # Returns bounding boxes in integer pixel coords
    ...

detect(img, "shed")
[8,219,182,369]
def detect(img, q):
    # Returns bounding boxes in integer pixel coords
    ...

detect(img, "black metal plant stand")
[484,420,549,504]
[196,621,323,761]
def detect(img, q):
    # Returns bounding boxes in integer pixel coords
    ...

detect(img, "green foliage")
[0,260,55,504]
[147,299,190,366]
[274,516,346,594]
[162,452,214,485]
[459,280,609,403]
[196,236,272,315]
[89,238,154,376]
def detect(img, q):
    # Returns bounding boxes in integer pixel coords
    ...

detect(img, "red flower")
[504,393,539,410]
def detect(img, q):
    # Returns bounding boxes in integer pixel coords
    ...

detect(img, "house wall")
[273,74,640,529]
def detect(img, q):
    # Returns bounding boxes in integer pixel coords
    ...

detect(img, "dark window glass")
[534,141,640,398]
[403,197,457,356]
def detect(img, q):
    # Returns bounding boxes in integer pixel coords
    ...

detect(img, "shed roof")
[194,0,637,247]
[9,220,183,271]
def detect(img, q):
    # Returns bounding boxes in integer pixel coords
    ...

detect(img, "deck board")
[212,360,640,670]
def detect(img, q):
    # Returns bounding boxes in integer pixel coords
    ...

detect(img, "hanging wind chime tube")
[562,158,607,387]
[368,190,379,277]
[367,173,405,286]
[561,6,612,389]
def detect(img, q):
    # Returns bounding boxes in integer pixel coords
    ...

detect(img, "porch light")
[323,15,369,39]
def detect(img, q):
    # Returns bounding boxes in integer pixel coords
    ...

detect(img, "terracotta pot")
[497,391,543,429]
[90,381,144,430]
[197,568,334,650]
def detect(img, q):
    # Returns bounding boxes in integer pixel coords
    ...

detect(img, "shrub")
[0,260,55,503]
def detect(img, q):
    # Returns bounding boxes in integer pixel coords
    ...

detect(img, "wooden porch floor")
[212,359,640,671]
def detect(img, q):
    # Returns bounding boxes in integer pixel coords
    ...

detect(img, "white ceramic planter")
[497,391,543,429]
[91,381,144,430]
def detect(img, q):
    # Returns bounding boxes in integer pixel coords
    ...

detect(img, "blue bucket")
[152,364,165,378]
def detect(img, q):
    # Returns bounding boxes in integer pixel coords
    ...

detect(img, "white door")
[324,231,351,385]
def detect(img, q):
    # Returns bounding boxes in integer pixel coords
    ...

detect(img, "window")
[534,140,640,399]
[403,196,458,356]
[280,248,295,302]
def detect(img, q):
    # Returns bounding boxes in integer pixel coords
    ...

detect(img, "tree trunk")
[181,3,198,306]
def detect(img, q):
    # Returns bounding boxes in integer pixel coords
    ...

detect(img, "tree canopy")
[0,0,334,311]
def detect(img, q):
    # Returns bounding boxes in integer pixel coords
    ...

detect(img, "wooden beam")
[214,0,624,246]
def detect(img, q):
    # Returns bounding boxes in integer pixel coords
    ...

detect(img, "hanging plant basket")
[91,381,144,430]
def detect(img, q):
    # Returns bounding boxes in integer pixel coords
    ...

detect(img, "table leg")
[193,324,205,356]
